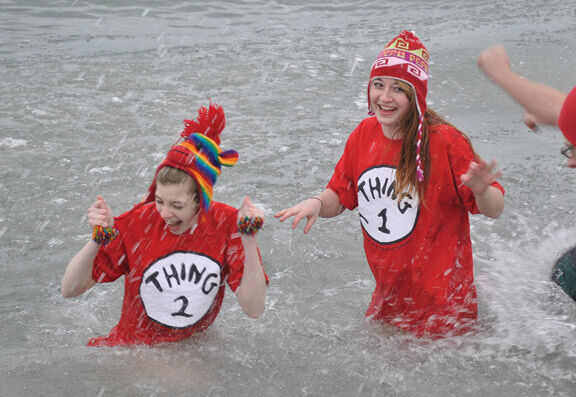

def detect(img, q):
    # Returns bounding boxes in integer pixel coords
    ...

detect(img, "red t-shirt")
[327,117,505,338]
[88,201,260,346]
[559,86,576,146]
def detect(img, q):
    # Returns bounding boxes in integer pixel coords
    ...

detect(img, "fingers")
[302,215,318,234]
[87,209,109,227]
[94,195,107,209]
[237,197,266,236]
[523,112,540,132]
[237,197,265,220]
[460,159,502,192]
[274,206,298,222]
[274,209,287,220]
[238,196,250,211]
[478,45,511,82]
[290,211,307,230]
[275,198,322,233]
[88,195,112,228]
[274,207,309,231]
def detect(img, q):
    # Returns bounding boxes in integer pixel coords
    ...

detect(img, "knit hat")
[368,30,430,182]
[143,102,239,216]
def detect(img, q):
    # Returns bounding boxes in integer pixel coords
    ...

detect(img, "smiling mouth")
[165,220,182,230]
[378,104,397,112]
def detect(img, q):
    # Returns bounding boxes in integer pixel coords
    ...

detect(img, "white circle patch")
[357,165,419,244]
[140,251,222,329]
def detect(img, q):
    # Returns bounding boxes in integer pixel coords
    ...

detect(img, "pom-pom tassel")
[237,216,264,236]
[92,225,120,246]
[181,100,226,144]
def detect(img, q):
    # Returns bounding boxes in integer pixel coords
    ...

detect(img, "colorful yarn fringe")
[237,216,264,236]
[92,225,119,246]
[182,133,238,213]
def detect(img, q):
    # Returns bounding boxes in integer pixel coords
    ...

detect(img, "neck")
[380,124,404,140]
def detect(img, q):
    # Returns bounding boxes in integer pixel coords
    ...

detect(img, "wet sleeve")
[92,233,129,283]
[327,130,359,211]
[445,127,505,214]
[559,86,576,146]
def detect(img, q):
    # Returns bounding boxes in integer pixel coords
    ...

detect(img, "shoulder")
[197,201,238,236]
[355,116,380,133]
[346,116,381,144]
[209,200,237,214]
[428,123,473,151]
[206,201,238,223]
[114,202,157,228]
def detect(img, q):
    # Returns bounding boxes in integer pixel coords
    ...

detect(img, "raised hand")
[87,195,114,229]
[460,159,502,195]
[237,197,265,237]
[477,44,512,84]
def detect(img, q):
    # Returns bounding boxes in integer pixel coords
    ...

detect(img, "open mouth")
[165,220,182,232]
[378,104,397,114]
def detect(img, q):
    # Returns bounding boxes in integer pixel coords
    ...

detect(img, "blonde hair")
[393,80,477,204]
[156,166,200,204]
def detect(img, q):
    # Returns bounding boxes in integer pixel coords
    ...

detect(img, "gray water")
[1,0,576,396]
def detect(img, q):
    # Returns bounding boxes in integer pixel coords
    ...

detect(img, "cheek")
[397,92,410,107]
[183,204,199,221]
[155,204,166,216]
[369,87,377,102]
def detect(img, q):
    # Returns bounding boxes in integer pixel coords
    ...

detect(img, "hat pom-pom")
[181,101,226,144]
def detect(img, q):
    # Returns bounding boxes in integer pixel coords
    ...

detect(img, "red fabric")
[559,86,576,146]
[182,101,226,144]
[88,201,265,347]
[327,117,505,338]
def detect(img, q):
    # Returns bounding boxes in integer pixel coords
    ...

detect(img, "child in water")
[276,31,505,338]
[62,102,268,346]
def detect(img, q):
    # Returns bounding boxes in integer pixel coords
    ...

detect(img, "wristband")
[92,225,120,246]
[237,216,264,236]
[309,196,323,208]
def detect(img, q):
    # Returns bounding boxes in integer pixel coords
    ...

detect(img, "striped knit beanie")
[368,30,430,182]
[144,102,238,216]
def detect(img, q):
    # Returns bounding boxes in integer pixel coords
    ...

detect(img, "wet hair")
[156,166,200,206]
[394,80,478,204]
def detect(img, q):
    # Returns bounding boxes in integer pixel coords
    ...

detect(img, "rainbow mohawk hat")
[144,101,238,216]
[368,30,430,182]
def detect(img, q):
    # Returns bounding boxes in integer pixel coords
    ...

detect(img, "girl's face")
[155,180,199,235]
[370,77,411,137]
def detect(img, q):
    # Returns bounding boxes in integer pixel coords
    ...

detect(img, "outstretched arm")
[235,197,267,318]
[274,188,344,234]
[478,45,566,127]
[61,195,113,297]
[460,160,504,219]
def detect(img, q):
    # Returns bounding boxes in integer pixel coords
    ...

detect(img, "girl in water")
[62,102,268,346]
[276,31,505,338]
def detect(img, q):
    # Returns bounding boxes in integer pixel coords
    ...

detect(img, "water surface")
[1,1,575,396]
